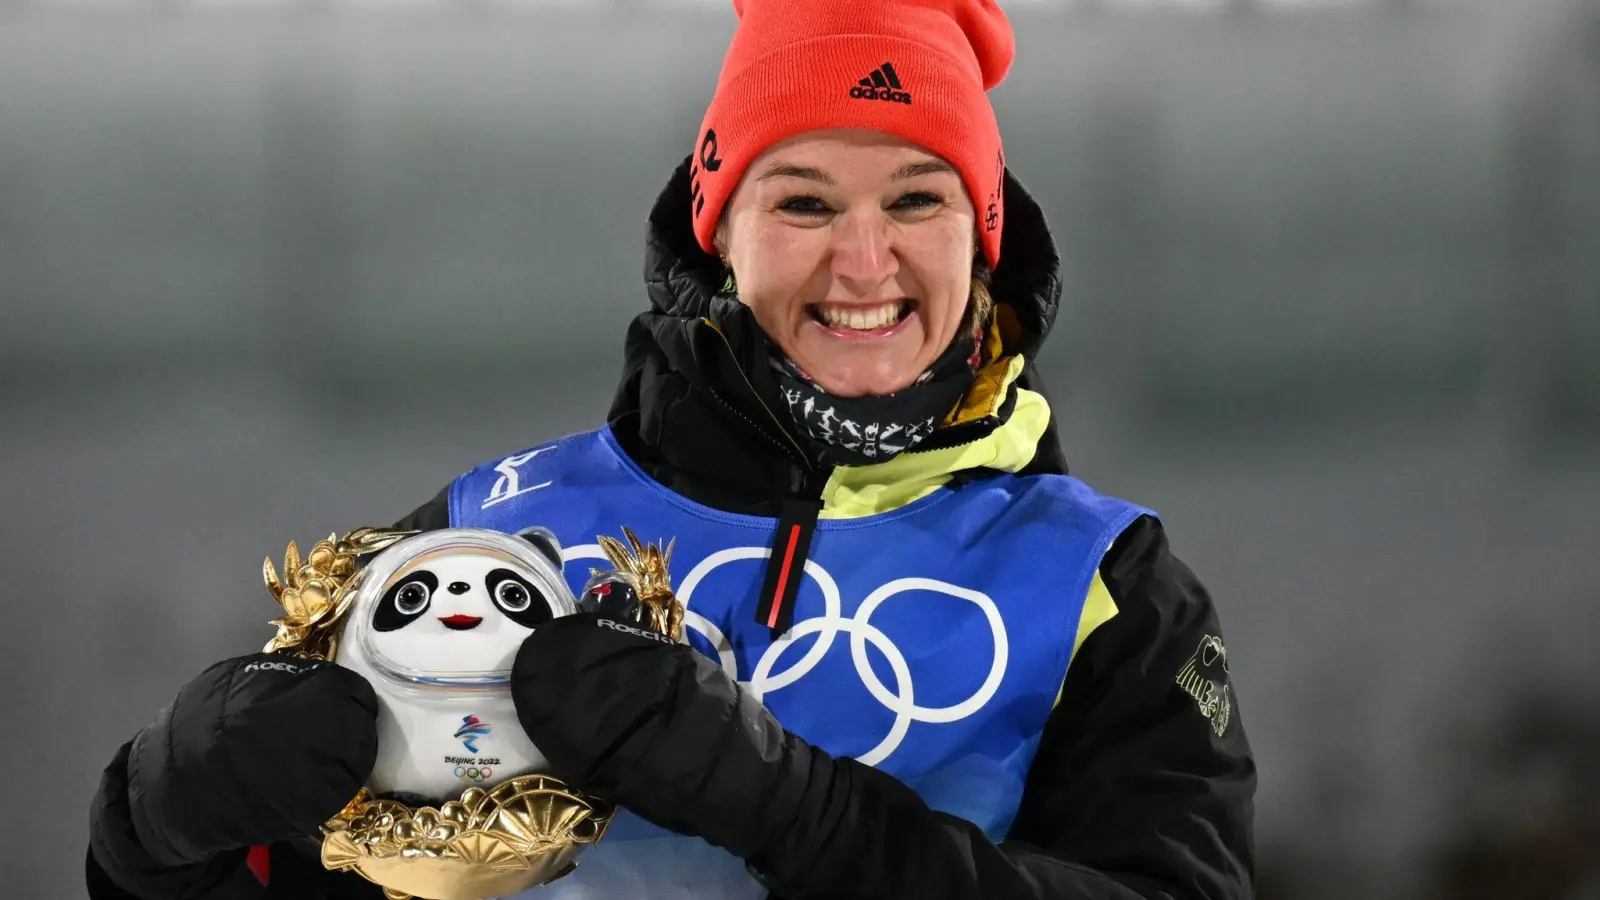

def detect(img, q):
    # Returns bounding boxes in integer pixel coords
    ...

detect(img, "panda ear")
[514,526,563,573]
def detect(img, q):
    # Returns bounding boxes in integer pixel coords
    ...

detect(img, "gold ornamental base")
[321,775,615,900]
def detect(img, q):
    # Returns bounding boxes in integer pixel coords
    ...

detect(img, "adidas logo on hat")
[848,62,913,106]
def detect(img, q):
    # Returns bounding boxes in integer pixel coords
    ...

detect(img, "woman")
[86,1,1255,898]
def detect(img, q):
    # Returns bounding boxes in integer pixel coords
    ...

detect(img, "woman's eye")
[495,581,531,612]
[395,581,431,614]
[891,191,943,211]
[776,195,832,215]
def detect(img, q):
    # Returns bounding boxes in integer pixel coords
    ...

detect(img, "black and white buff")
[770,332,980,467]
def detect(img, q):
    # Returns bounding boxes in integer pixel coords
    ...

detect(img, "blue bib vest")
[447,426,1151,899]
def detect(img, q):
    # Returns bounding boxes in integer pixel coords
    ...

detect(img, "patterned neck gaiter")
[769,329,983,467]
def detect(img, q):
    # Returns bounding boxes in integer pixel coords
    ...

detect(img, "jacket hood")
[642,154,1063,360]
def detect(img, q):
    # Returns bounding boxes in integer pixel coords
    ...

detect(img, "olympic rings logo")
[454,765,493,783]
[564,545,1008,766]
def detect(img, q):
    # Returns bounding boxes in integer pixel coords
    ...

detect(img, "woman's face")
[716,130,977,398]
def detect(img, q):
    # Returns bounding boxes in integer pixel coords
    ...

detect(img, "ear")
[514,526,563,574]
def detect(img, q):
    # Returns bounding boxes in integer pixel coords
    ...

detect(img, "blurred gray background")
[2,0,1597,897]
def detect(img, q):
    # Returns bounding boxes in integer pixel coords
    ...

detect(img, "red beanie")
[688,0,1015,269]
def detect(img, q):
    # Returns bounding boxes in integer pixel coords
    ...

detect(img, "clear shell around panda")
[333,526,575,801]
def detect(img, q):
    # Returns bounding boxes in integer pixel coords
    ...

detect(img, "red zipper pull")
[754,497,823,637]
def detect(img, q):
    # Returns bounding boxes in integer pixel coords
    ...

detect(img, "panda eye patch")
[375,571,438,631]
[486,568,553,629]
[495,581,531,612]
[396,581,431,614]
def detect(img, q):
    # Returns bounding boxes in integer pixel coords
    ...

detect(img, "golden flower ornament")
[259,525,684,900]
[262,527,415,660]
[320,778,613,900]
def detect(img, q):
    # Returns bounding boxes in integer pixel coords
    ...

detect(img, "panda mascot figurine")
[331,525,574,802]
[259,524,675,900]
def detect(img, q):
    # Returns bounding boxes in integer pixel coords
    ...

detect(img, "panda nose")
[447,582,471,595]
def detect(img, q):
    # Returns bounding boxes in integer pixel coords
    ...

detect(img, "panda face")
[366,552,556,674]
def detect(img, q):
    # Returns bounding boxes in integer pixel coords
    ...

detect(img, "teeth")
[819,302,904,331]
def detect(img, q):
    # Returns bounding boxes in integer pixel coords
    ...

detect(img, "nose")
[447,582,471,595]
[829,208,897,295]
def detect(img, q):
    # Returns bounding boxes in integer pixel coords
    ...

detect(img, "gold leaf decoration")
[321,832,364,871]
[594,526,683,640]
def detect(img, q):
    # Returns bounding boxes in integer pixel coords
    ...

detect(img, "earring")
[720,257,737,295]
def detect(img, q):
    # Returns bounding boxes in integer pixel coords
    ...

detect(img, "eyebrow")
[757,163,835,185]
[755,159,957,185]
[890,160,957,180]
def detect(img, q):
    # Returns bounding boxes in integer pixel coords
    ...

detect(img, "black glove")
[89,654,379,898]
[510,614,929,899]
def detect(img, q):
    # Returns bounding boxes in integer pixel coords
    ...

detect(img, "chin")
[810,365,921,398]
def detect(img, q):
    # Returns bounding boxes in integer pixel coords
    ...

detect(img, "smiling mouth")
[808,299,916,333]
[439,614,483,631]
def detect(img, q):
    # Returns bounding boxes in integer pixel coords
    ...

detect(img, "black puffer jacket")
[87,158,1255,900]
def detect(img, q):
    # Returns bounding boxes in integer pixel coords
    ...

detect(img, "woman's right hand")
[116,654,380,868]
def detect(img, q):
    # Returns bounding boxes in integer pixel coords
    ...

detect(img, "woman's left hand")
[509,612,1158,900]
[509,612,847,876]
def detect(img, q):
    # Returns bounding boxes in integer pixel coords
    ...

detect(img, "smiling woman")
[85,0,1255,899]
